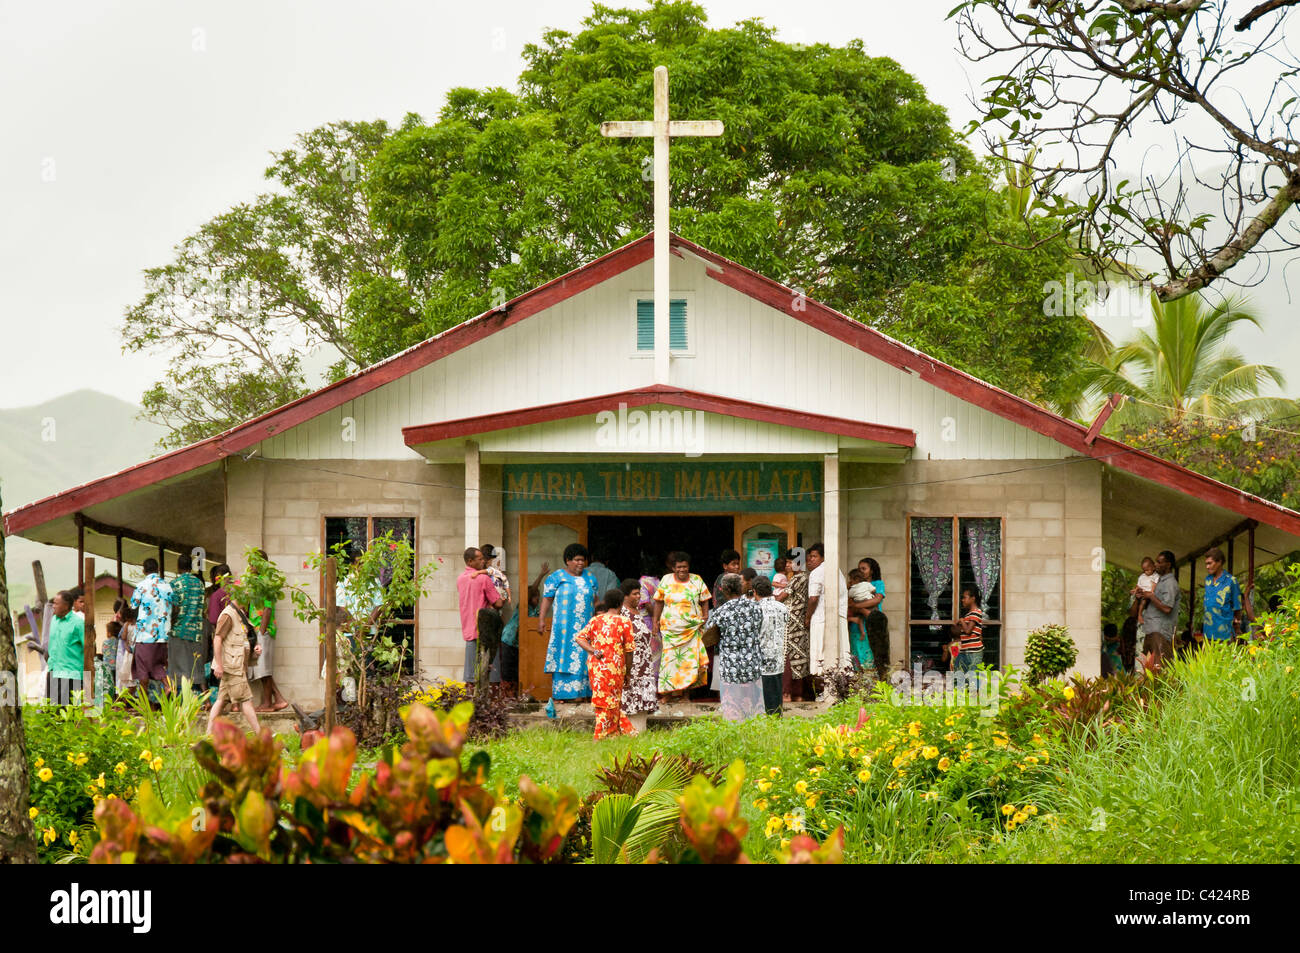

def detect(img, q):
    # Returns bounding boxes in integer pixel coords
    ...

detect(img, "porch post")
[464,441,481,550]
[1189,558,1197,636]
[822,453,843,671]
[76,514,85,589]
[1248,522,1256,603]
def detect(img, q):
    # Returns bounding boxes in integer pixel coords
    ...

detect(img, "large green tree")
[0,490,38,863]
[125,1,1094,445]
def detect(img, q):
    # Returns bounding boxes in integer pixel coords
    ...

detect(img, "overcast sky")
[2,0,1295,411]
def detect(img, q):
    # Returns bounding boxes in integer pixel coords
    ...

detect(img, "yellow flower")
[809,766,822,776]
[779,838,791,849]
[74,752,88,767]
[150,757,163,773]
[1024,755,1039,765]
[68,830,80,847]
[921,790,940,801]
[757,779,772,793]
[96,773,107,789]
[886,780,900,790]
[120,728,134,737]
[805,795,818,809]
[892,755,906,769]
[813,744,826,757]
[754,798,769,812]
[1013,811,1029,824]
[34,757,44,768]
[37,767,52,783]
[922,746,939,760]
[858,769,872,782]
[943,731,959,743]
[114,762,127,776]
[965,741,975,749]
[66,753,75,763]
[908,722,922,737]
[1002,804,1016,816]
[849,746,862,758]
[794,779,809,795]
[937,758,952,771]
[1031,733,1043,744]
[28,807,39,820]
[1039,750,1050,763]
[993,736,1009,747]
[139,750,152,761]
[42,827,56,846]
[784,812,804,832]
[1063,686,1076,700]
[1026,805,1039,815]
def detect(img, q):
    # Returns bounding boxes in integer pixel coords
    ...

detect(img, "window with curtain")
[323,515,418,674]
[908,516,1002,669]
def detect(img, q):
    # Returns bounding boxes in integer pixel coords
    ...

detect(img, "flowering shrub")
[1023,623,1077,683]
[754,702,1053,847]
[23,704,152,860]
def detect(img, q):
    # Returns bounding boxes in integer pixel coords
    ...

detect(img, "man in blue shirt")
[1201,546,1243,643]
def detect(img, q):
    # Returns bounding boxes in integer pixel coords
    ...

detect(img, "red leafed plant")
[90,703,580,864]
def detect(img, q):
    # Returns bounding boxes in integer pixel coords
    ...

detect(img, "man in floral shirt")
[168,553,207,691]
[129,557,173,703]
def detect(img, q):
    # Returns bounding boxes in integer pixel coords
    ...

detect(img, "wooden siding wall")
[255,257,1073,463]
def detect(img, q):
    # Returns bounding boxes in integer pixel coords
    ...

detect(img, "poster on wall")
[746,538,780,579]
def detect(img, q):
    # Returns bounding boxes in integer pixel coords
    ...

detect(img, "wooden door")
[518,514,588,702]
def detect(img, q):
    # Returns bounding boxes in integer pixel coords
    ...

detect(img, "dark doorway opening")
[586,515,736,586]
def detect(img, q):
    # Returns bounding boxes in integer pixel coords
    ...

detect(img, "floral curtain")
[963,517,1001,618]
[911,517,953,621]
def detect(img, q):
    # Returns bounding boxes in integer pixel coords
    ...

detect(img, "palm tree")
[1073,293,1298,430]
[589,756,692,864]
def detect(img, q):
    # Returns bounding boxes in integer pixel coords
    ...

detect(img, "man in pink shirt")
[457,546,504,686]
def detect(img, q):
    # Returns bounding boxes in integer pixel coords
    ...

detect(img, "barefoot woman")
[652,552,711,700]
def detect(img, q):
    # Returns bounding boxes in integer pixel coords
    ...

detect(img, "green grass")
[983,639,1300,863]
[467,704,867,860]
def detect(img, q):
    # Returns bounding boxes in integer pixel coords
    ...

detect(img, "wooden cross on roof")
[602,66,723,384]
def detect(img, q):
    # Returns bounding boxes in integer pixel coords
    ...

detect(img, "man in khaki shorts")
[207,599,263,734]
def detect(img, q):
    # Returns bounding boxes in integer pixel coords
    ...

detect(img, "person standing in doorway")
[168,553,207,691]
[587,550,620,601]
[539,544,598,703]
[129,558,173,705]
[458,547,505,689]
[652,551,711,699]
[1201,547,1243,643]
[47,590,84,705]
[480,544,513,687]
[1134,550,1179,664]
[855,556,889,682]
[712,550,742,609]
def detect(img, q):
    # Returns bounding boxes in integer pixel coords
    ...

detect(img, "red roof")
[402,384,917,447]
[7,231,1300,541]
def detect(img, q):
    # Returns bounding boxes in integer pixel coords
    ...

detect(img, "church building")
[9,231,1300,705]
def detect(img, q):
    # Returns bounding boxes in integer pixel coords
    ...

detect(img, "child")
[575,588,636,740]
[207,597,263,734]
[772,556,790,601]
[846,568,876,670]
[1132,556,1158,627]
[1101,621,1123,677]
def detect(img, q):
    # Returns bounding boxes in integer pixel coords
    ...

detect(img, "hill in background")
[1,390,166,609]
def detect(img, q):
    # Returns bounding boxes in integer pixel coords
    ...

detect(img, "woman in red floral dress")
[576,589,637,740]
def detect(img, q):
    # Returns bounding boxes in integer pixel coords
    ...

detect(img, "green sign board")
[503,461,822,512]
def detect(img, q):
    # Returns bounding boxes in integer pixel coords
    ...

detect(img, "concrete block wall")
[223,456,474,707]
[843,458,1103,677]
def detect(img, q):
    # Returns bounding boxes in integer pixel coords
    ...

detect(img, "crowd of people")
[1101,547,1265,676]
[35,555,281,733]
[456,542,893,739]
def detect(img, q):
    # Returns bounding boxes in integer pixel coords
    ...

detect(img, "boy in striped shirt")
[952,584,984,673]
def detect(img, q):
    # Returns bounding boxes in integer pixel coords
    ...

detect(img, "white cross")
[602,66,723,384]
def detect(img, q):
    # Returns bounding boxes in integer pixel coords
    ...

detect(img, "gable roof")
[7,231,1300,546]
[402,384,917,448]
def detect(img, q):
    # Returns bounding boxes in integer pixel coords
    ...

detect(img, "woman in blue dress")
[852,556,889,682]
[539,543,598,701]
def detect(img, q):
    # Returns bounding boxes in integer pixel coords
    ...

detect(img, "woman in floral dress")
[619,578,659,730]
[651,551,711,696]
[539,543,598,701]
[782,558,814,701]
[576,590,637,739]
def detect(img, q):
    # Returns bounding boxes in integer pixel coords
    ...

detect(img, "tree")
[127,1,1098,446]
[949,0,1300,300]
[0,489,38,863]
[1075,293,1298,428]
[122,120,419,449]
